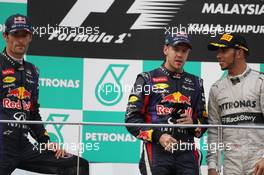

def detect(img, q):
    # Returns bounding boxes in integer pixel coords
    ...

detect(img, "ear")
[3,32,8,41]
[237,49,244,58]
[163,45,169,56]
[29,33,33,42]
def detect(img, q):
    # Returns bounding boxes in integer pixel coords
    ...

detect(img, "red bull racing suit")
[0,50,89,175]
[207,67,264,175]
[125,66,208,175]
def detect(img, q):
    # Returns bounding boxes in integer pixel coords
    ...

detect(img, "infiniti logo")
[8,112,28,129]
[14,112,26,121]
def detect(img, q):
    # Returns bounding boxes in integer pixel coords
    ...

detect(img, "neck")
[228,62,247,76]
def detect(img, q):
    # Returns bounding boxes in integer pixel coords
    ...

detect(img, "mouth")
[16,46,26,50]
[174,60,183,66]
[219,61,226,67]
[174,60,182,64]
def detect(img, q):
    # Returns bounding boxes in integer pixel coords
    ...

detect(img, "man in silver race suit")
[206,33,264,175]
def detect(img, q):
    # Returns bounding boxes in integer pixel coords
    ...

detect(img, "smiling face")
[163,43,190,73]
[3,30,32,59]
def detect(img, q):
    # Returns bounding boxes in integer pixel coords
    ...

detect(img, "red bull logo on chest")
[161,91,191,105]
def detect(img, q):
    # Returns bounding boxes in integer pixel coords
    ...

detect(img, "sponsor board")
[28,0,264,63]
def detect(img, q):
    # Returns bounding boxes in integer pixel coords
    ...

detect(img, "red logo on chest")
[2,68,15,76]
[152,76,168,83]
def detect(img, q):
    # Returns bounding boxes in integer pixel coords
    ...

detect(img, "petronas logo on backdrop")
[95,64,129,106]
[45,114,69,143]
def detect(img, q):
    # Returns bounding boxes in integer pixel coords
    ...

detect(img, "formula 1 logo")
[59,0,186,30]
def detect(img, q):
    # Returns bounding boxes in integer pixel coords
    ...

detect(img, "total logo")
[161,91,191,105]
[3,76,16,83]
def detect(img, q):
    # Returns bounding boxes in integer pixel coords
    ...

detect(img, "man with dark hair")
[0,14,89,175]
[207,33,264,175]
[125,32,208,175]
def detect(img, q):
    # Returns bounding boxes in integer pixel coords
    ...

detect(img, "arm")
[253,74,264,175]
[125,73,163,143]
[206,85,221,171]
[191,78,208,138]
[261,74,264,117]
[29,66,50,144]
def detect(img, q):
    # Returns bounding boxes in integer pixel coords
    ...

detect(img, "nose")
[17,36,26,42]
[175,50,184,58]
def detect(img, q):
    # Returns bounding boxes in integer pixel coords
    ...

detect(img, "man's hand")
[159,133,178,152]
[44,142,69,159]
[208,169,218,175]
[177,112,193,124]
[254,158,264,175]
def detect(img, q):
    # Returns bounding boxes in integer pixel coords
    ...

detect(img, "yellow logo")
[154,83,169,89]
[44,131,49,137]
[220,34,233,42]
[3,76,16,83]
[137,129,153,142]
[129,96,138,103]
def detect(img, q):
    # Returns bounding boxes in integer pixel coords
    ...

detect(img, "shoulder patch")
[139,72,151,82]
[211,78,223,89]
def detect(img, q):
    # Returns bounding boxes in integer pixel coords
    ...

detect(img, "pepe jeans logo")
[220,33,233,42]
[95,64,128,106]
[45,114,69,143]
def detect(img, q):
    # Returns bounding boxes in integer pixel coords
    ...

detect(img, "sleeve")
[260,75,264,116]
[206,85,221,170]
[125,73,163,143]
[191,78,208,138]
[259,74,264,159]
[29,66,50,144]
